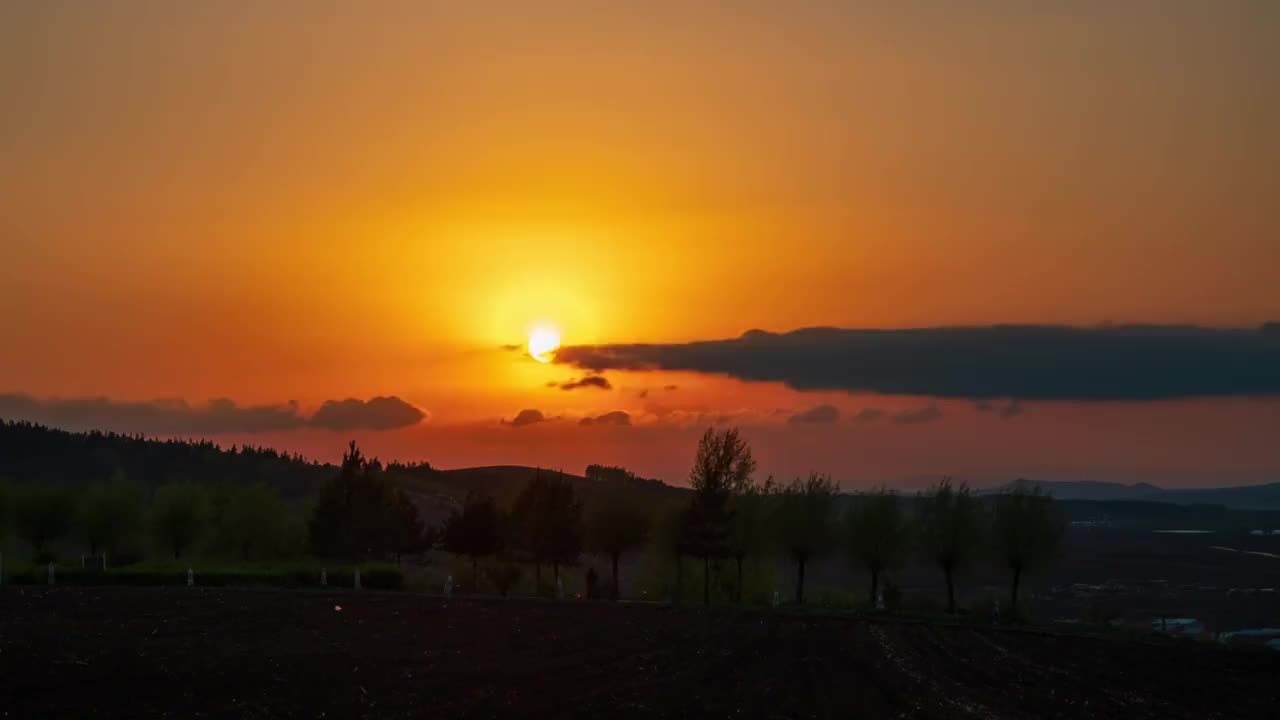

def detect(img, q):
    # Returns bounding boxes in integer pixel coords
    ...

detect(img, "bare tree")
[917,477,982,614]
[775,472,840,604]
[991,479,1063,614]
[726,476,777,603]
[150,482,212,560]
[686,427,756,606]
[587,489,650,600]
[441,492,504,592]
[844,488,910,608]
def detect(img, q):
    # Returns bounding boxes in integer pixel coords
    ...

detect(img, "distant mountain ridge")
[985,479,1280,510]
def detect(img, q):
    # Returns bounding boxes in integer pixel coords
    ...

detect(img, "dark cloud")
[788,404,840,425]
[854,407,884,423]
[508,409,546,427]
[1001,399,1024,418]
[0,394,430,435]
[308,396,426,431]
[664,385,679,391]
[891,405,942,424]
[557,375,612,391]
[499,343,523,352]
[0,393,306,435]
[553,325,1280,401]
[579,411,631,427]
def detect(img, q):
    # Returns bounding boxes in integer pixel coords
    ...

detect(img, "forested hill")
[0,422,683,507]
[0,421,335,499]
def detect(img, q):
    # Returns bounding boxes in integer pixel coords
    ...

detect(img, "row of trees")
[437,428,1062,614]
[439,470,651,599]
[0,474,304,563]
[0,443,431,567]
[671,429,1063,612]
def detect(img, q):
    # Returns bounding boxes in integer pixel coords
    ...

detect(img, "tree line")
[1,422,1061,615]
[0,472,307,564]
[0,438,428,567]
[440,428,1064,614]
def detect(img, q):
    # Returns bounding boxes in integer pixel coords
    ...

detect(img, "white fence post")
[187,568,194,587]
[47,562,55,586]
[354,569,362,591]
[320,568,327,587]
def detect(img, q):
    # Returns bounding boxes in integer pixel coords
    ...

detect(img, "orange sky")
[2,3,1278,486]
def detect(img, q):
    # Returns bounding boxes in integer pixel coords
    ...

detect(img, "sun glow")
[528,325,561,363]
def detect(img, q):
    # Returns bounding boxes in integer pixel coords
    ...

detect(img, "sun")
[527,325,561,363]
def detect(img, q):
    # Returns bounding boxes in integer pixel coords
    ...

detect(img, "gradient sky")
[2,2,1278,487]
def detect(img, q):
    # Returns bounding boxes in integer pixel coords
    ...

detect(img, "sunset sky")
[3,2,1278,487]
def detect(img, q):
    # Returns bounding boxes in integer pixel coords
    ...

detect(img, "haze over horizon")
[3,3,1278,487]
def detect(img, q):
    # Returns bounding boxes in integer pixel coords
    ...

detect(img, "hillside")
[0,422,684,520]
[0,420,333,499]
[988,478,1280,510]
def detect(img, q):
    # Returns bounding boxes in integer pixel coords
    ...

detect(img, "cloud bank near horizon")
[0,393,426,435]
[554,324,1280,401]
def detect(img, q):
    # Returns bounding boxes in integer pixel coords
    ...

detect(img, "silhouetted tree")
[308,442,421,561]
[441,492,504,591]
[652,502,693,603]
[75,471,143,558]
[991,479,1063,613]
[511,471,550,590]
[727,476,777,603]
[222,482,290,561]
[15,484,75,563]
[844,488,910,607]
[511,470,583,591]
[917,477,982,614]
[389,488,429,562]
[587,489,650,600]
[150,482,211,560]
[774,473,839,604]
[686,427,756,605]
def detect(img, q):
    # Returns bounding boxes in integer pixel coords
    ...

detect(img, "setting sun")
[528,325,561,363]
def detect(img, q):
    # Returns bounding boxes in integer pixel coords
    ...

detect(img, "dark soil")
[1,588,1276,719]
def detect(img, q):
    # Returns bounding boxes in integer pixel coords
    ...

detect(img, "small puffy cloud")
[853,407,884,423]
[579,411,632,427]
[557,375,612,391]
[788,404,840,425]
[309,396,426,431]
[508,409,547,427]
[891,405,943,424]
